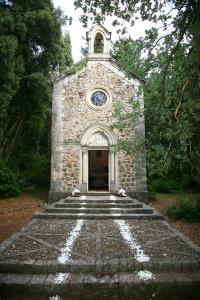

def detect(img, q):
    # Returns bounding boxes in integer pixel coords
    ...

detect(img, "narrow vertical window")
[94,33,104,53]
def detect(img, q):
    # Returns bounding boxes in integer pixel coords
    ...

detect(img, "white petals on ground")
[55,273,69,284]
[110,195,117,200]
[115,220,150,262]
[49,295,62,300]
[57,219,84,264]
[115,220,155,281]
[137,270,155,281]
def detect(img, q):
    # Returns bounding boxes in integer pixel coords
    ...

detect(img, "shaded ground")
[0,193,46,244]
[152,192,200,246]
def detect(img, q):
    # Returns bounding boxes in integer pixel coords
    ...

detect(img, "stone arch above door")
[80,125,117,147]
[88,131,109,146]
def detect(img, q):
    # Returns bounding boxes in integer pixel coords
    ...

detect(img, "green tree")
[113,37,145,78]
[59,31,73,73]
[0,0,73,191]
[112,36,200,192]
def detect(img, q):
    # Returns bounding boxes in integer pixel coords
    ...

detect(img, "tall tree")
[59,31,73,73]
[0,0,73,187]
[112,36,200,191]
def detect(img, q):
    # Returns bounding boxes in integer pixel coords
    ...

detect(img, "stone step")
[34,212,162,220]
[1,271,200,299]
[55,203,143,208]
[65,195,134,201]
[1,258,199,275]
[64,198,137,204]
[45,207,153,214]
[86,192,112,195]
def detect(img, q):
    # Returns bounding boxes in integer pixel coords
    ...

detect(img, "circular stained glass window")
[91,91,107,107]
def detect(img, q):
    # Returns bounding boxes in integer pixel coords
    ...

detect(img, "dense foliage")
[112,36,200,192]
[0,0,73,196]
[0,160,20,198]
[75,0,200,193]
[166,196,200,221]
[59,32,74,73]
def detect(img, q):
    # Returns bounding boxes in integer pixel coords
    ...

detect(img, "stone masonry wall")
[61,149,80,191]
[61,62,137,191]
[118,151,135,190]
[62,63,135,143]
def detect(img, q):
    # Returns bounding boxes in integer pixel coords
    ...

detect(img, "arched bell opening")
[94,32,104,53]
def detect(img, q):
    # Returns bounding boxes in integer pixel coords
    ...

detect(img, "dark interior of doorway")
[88,150,109,191]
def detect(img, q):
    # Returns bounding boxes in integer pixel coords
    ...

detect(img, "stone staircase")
[34,195,162,220]
[1,195,200,299]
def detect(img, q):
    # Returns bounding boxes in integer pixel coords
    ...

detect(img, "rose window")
[91,91,107,107]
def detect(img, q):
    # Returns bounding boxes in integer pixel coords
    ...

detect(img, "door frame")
[80,125,118,193]
[80,145,118,193]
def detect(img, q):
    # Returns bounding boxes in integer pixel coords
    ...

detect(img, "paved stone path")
[0,195,200,299]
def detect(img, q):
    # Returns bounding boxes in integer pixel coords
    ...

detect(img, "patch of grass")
[166,196,200,222]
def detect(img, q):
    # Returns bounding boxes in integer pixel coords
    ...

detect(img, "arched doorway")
[80,126,117,193]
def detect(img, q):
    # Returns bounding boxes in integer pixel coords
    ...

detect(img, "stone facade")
[49,24,148,202]
[61,148,80,191]
[62,63,134,144]
[60,61,137,193]
[118,151,135,190]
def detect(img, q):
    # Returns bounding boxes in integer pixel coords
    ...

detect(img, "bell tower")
[86,24,111,61]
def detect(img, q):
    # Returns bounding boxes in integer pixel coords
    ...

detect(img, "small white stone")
[137,270,155,281]
[55,273,69,284]
[49,294,62,299]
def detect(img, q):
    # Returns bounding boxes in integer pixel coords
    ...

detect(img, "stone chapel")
[49,24,148,203]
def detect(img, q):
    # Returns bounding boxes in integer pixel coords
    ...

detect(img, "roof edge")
[53,56,145,85]
[86,23,111,39]
[53,58,87,83]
